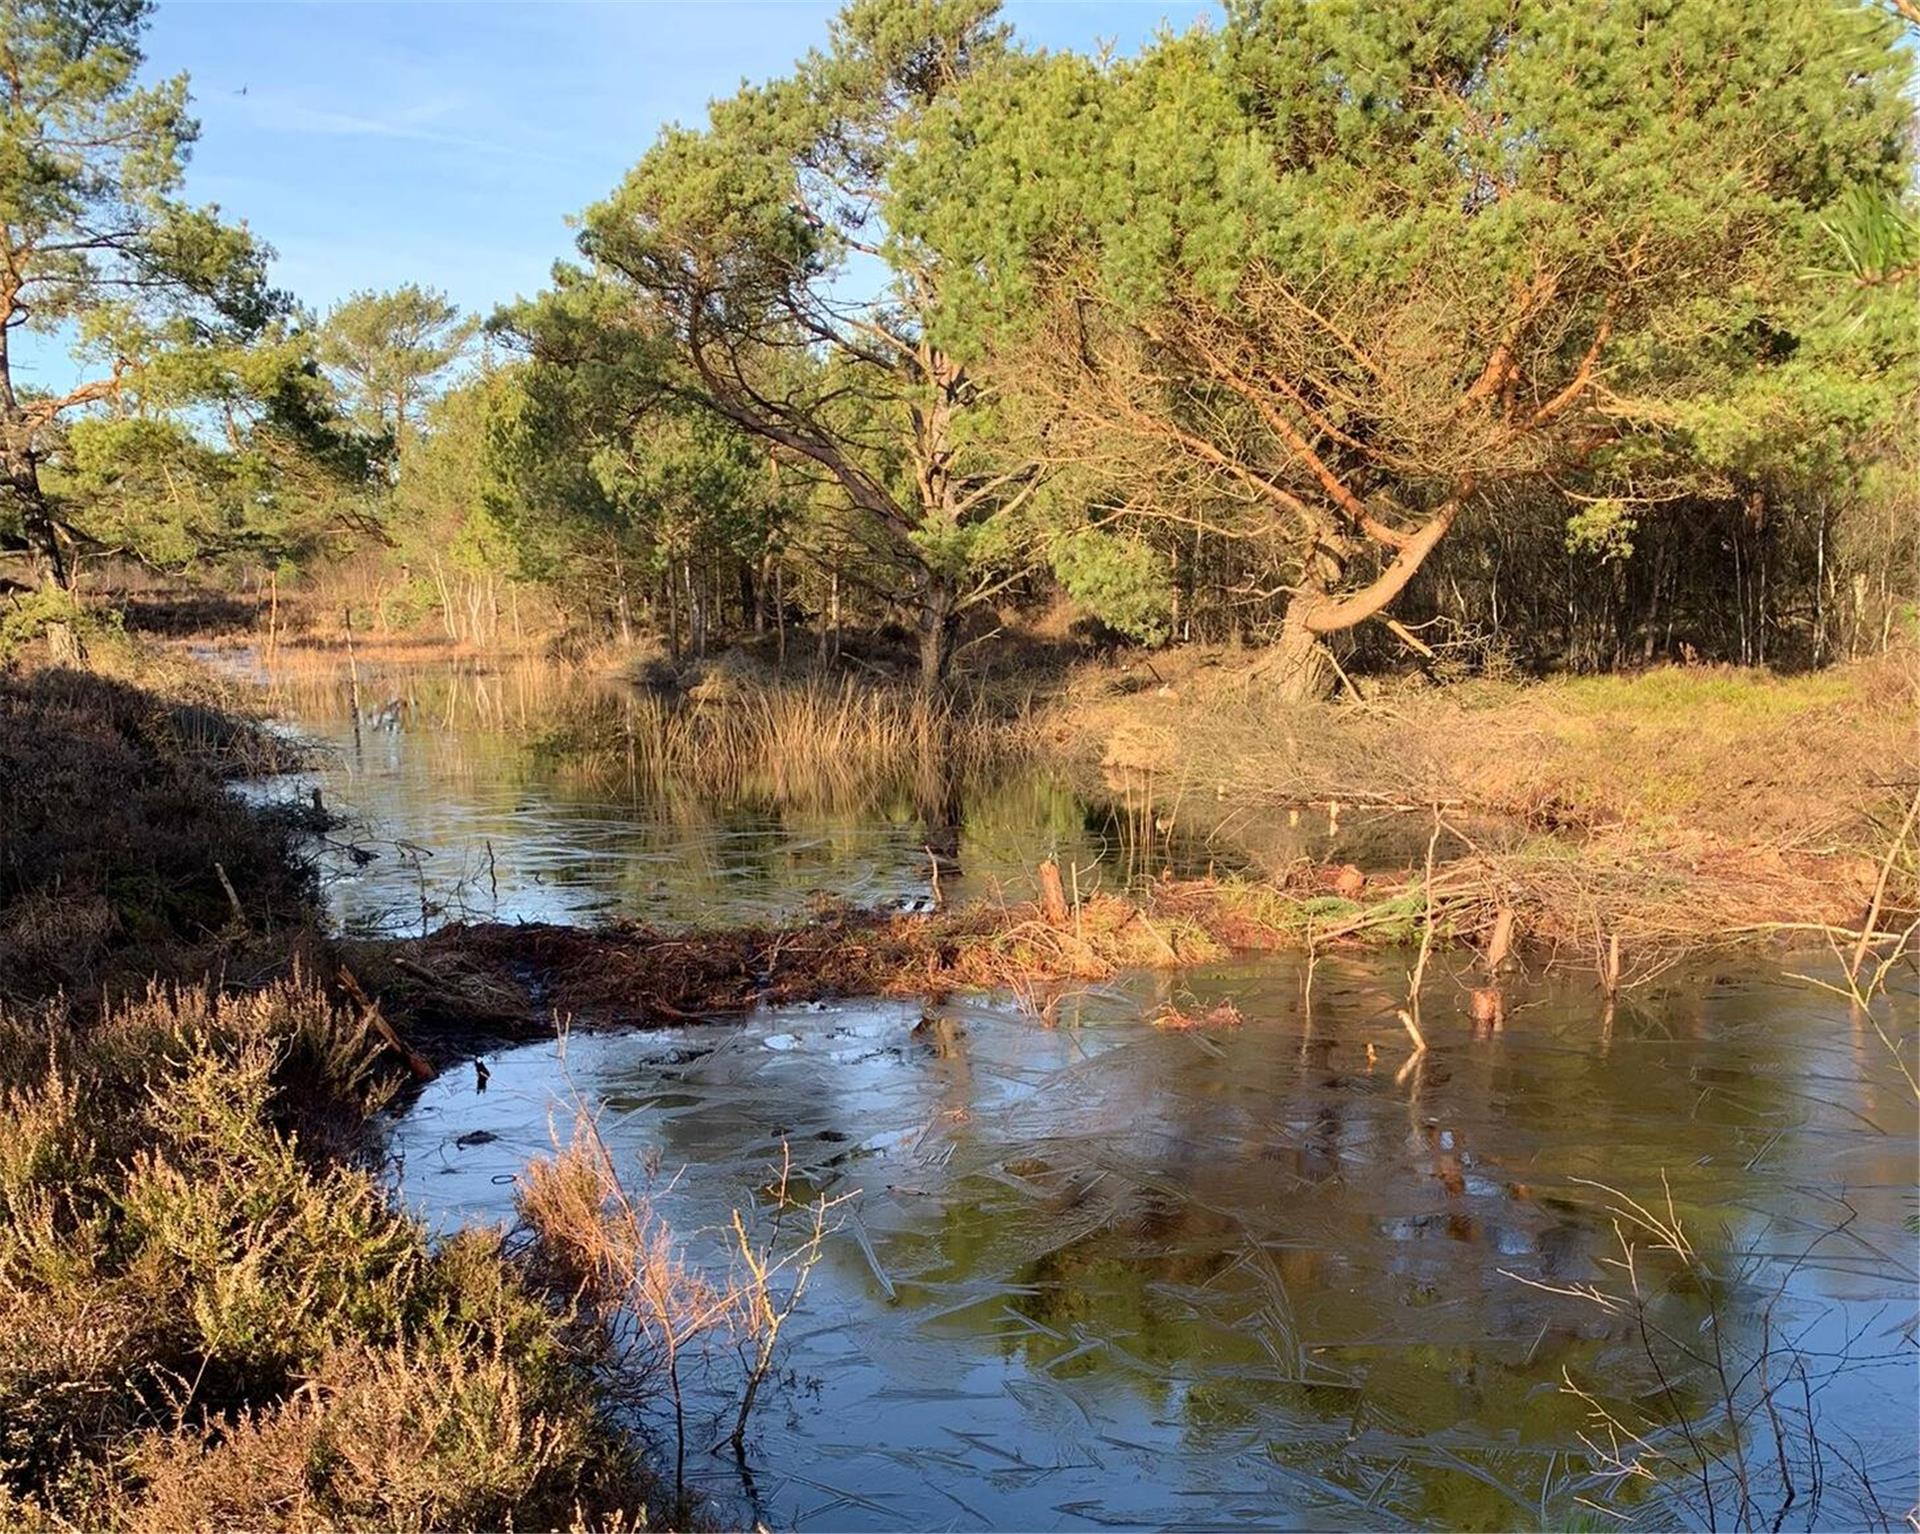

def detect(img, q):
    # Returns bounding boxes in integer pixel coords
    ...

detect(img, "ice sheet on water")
[383,956,1920,1531]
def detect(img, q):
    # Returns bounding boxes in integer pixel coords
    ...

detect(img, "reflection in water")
[391,958,1919,1531]
[223,654,1230,937]
[216,653,1918,1526]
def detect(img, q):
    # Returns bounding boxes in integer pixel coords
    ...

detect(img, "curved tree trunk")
[1269,599,1336,703]
[1302,499,1460,639]
[1263,496,1465,703]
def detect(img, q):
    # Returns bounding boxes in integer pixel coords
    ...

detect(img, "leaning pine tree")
[898,0,1916,696]
[547,0,1043,690]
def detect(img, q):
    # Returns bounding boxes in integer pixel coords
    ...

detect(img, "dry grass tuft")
[518,1120,838,1516]
[1151,999,1246,1031]
[541,672,1041,811]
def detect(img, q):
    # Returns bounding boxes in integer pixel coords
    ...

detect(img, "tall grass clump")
[519,1122,838,1518]
[548,674,1040,810]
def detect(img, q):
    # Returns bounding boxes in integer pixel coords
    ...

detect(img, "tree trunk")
[613,548,632,645]
[3,447,74,593]
[40,577,84,665]
[1,321,54,582]
[1268,600,1335,703]
[915,577,959,692]
[774,562,786,669]
[1,318,84,665]
[665,566,680,663]
[1268,495,1465,701]
[685,560,704,661]
[819,565,841,664]
[7,464,85,663]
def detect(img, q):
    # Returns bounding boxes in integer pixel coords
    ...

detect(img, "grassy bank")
[1058,647,1919,956]
[0,652,670,1529]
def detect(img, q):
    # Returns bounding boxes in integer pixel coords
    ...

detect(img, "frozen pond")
[391,955,1918,1531]
[221,651,1918,1529]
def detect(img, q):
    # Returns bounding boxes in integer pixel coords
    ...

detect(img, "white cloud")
[229,88,556,162]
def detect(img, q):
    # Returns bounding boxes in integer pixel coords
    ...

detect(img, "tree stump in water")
[1037,858,1070,929]
[1483,907,1517,974]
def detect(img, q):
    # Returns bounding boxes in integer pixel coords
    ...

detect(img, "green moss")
[1545,665,1859,723]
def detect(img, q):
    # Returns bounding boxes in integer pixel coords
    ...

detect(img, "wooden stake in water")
[343,606,364,757]
[214,861,245,929]
[1404,809,1442,1047]
[1395,1007,1428,1054]
[1038,858,1069,929]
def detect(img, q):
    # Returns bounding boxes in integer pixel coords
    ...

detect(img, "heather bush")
[0,980,653,1530]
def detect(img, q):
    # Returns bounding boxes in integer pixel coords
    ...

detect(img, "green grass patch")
[1541,664,1859,723]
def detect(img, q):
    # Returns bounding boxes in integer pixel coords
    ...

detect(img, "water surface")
[393,959,1917,1531]
[225,654,1234,935]
[233,653,1918,1530]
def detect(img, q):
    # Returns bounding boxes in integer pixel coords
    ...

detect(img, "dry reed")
[518,1117,839,1514]
[546,675,1041,810]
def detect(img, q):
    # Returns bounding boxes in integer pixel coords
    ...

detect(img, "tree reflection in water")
[392,954,1917,1531]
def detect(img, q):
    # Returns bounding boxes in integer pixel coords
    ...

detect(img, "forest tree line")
[2,0,1916,691]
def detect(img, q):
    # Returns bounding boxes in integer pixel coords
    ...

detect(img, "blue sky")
[16,1,1215,395]
[169,2,1210,314]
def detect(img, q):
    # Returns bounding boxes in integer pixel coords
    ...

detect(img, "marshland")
[3,0,1918,1530]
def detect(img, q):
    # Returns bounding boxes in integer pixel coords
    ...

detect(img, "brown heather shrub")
[115,1336,620,1534]
[0,666,323,1005]
[0,980,656,1530]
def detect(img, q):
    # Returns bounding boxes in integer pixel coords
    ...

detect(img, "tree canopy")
[317,284,475,462]
[0,0,280,594]
[4,0,1913,684]
[504,0,1048,685]
[892,0,1915,689]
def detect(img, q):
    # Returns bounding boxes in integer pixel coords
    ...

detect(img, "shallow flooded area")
[393,960,1916,1530]
[221,653,1236,935]
[243,655,1916,1531]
